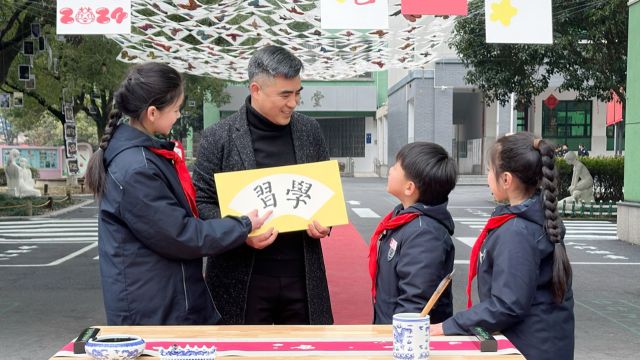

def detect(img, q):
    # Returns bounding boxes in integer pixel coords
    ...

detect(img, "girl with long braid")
[85,62,276,325]
[431,132,574,359]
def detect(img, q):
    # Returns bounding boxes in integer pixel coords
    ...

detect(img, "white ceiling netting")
[108,0,455,80]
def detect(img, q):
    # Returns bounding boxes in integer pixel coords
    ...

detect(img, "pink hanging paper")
[401,0,468,16]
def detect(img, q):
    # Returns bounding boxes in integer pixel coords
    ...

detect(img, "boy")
[370,142,457,324]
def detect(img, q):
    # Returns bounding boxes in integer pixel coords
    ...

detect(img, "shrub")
[555,156,624,202]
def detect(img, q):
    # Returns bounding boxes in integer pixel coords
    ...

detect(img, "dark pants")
[244,274,309,325]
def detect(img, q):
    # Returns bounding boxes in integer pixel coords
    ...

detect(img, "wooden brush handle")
[420,272,454,318]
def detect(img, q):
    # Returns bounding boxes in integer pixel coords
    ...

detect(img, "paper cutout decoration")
[606,92,624,126]
[215,160,348,234]
[401,0,468,16]
[544,94,559,110]
[320,0,389,29]
[105,0,454,80]
[485,0,553,44]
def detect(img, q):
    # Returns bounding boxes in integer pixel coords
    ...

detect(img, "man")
[193,45,333,325]
[578,144,589,157]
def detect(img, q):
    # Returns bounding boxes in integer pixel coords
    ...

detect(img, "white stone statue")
[5,149,40,198]
[18,157,41,197]
[5,149,21,196]
[559,151,594,208]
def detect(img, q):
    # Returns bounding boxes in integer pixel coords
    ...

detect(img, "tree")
[0,114,17,144]
[449,0,628,109]
[0,1,54,86]
[172,74,231,141]
[1,2,230,144]
[1,1,127,141]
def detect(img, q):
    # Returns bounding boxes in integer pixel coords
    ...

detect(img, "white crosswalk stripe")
[0,219,98,243]
[454,219,618,242]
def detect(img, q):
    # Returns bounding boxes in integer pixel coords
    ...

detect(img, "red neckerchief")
[369,210,419,302]
[466,213,516,308]
[148,141,199,218]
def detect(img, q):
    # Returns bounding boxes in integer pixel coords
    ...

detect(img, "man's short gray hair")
[248,45,303,82]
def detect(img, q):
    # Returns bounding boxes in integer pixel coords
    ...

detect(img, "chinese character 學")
[311,90,324,108]
[286,180,313,209]
[254,181,277,209]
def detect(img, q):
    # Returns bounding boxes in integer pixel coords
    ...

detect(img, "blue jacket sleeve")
[395,222,450,314]
[119,167,250,260]
[443,219,540,334]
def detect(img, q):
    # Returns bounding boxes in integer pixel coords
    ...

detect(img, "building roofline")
[388,69,434,96]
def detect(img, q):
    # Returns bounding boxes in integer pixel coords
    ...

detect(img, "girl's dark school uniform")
[373,202,455,324]
[442,193,574,360]
[98,124,252,325]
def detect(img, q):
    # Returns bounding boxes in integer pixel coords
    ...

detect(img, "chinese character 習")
[286,180,313,209]
[254,181,277,209]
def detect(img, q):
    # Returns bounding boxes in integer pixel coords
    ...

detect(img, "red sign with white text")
[56,0,131,35]
[401,0,468,16]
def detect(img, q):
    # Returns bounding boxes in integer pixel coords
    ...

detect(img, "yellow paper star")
[490,0,518,26]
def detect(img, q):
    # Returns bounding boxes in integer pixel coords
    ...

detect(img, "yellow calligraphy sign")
[215,160,349,235]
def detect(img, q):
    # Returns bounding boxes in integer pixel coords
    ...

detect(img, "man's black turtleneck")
[246,96,296,167]
[246,96,304,277]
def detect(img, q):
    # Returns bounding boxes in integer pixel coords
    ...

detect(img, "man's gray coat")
[193,104,334,325]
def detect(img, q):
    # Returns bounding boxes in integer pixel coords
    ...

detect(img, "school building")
[382,59,624,176]
[196,59,622,178]
[195,73,388,177]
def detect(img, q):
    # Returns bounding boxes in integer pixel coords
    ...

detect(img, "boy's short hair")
[396,142,458,206]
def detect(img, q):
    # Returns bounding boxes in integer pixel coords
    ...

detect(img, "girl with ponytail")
[85,62,277,325]
[431,132,574,359]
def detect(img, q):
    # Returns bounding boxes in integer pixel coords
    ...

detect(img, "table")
[50,325,525,359]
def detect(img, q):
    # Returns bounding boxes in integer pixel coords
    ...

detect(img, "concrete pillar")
[618,0,640,245]
[434,86,454,155]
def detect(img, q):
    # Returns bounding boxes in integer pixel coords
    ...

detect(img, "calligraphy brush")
[420,268,455,317]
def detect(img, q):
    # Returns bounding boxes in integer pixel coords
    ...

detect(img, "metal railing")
[559,200,617,218]
[0,191,73,216]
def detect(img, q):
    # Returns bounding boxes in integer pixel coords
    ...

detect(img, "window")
[516,107,529,132]
[457,140,467,158]
[542,100,592,149]
[606,125,625,151]
[318,117,365,157]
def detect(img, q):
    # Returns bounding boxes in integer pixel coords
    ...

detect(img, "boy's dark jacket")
[373,201,455,324]
[98,124,251,325]
[443,193,575,360]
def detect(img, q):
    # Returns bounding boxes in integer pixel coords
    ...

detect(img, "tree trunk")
[0,5,34,85]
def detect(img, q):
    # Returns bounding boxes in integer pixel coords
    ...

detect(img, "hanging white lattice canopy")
[108,0,455,81]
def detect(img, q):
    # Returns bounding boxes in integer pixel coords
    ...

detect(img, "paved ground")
[0,178,639,359]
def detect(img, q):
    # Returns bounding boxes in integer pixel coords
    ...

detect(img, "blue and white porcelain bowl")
[85,334,145,360]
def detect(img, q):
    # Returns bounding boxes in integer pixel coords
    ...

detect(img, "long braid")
[84,110,121,198]
[536,138,572,303]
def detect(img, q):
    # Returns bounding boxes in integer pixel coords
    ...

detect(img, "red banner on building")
[401,0,468,16]
[606,92,624,126]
